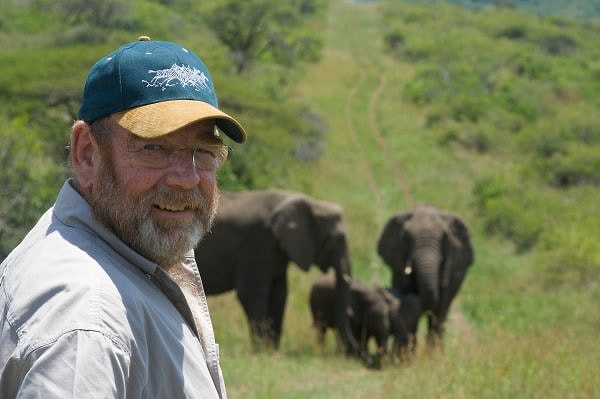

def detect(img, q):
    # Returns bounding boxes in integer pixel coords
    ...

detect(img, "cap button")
[138,35,151,41]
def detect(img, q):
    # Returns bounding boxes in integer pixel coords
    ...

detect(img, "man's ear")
[70,121,101,195]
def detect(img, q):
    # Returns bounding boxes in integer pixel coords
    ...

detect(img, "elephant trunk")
[332,238,359,355]
[412,235,442,315]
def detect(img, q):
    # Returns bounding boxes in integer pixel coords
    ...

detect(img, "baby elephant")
[310,274,390,366]
[361,285,422,363]
[309,275,422,366]
[387,288,422,362]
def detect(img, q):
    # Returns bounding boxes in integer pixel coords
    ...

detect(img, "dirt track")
[368,74,416,209]
[344,70,416,211]
[344,71,384,209]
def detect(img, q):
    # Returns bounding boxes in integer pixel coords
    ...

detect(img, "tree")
[207,0,322,74]
[53,0,131,28]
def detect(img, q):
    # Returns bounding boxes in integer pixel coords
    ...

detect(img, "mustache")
[141,188,208,212]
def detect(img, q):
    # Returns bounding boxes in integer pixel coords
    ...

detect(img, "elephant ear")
[441,212,474,269]
[269,195,317,271]
[377,212,412,271]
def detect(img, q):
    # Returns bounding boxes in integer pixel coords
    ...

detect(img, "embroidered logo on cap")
[142,64,212,93]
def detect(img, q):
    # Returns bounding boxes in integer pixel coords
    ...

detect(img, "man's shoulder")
[0,220,159,354]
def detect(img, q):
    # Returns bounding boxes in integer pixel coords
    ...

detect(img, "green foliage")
[534,201,600,288]
[50,0,132,28]
[0,115,67,258]
[520,106,600,187]
[382,1,600,267]
[0,3,61,33]
[472,174,543,251]
[539,142,600,187]
[205,0,323,74]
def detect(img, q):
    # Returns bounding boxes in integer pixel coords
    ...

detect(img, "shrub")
[472,175,542,252]
[495,24,528,40]
[542,143,600,187]
[521,107,600,187]
[0,115,67,259]
[538,34,577,56]
[533,197,600,288]
[383,30,406,51]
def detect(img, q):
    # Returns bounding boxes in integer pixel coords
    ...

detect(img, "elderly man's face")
[88,119,221,267]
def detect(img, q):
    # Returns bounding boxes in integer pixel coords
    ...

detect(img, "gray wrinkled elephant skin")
[377,204,474,347]
[195,189,358,353]
[310,274,422,366]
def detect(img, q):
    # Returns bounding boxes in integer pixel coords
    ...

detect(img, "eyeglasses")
[127,142,230,171]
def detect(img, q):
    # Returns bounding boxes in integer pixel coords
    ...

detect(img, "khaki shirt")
[0,180,227,398]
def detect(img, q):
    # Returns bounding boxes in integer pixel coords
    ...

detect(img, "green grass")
[207,1,600,397]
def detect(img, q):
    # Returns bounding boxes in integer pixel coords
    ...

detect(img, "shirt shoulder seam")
[22,328,132,359]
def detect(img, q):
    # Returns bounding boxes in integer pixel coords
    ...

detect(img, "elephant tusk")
[342,273,352,284]
[404,265,412,275]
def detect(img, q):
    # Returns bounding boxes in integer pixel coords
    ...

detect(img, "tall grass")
[207,1,599,397]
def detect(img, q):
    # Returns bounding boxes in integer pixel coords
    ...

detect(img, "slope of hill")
[212,1,599,397]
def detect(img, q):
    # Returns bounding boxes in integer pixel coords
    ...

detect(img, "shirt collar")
[53,179,160,276]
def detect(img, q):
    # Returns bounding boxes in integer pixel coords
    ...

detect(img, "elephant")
[309,274,391,367]
[195,189,358,353]
[377,204,474,347]
[309,275,422,367]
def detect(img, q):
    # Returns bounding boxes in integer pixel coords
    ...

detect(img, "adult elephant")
[195,189,358,353]
[377,205,474,346]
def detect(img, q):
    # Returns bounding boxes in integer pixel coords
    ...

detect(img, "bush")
[540,143,600,187]
[53,0,132,28]
[0,115,67,259]
[383,30,405,51]
[538,34,577,56]
[521,107,600,187]
[472,175,543,251]
[495,24,528,40]
[533,193,600,288]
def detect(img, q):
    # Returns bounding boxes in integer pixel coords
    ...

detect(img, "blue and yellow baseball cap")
[78,36,247,143]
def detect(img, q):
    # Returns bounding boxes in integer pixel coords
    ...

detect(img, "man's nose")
[164,149,204,190]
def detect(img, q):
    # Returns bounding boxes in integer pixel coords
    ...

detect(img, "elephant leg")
[316,325,327,346]
[237,286,275,349]
[268,275,288,348]
[408,322,419,356]
[310,309,328,345]
[391,326,413,363]
[372,315,389,358]
[436,265,467,339]
[426,311,444,347]
[372,334,388,370]
[396,331,418,363]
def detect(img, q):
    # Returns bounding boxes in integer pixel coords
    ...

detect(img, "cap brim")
[110,99,247,143]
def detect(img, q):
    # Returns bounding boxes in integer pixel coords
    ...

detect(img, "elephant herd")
[194,189,474,367]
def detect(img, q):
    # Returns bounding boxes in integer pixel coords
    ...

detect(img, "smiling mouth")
[154,204,195,212]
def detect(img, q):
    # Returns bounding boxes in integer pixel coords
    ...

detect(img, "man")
[0,36,247,398]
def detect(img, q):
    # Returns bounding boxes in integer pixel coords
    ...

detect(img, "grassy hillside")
[1,0,598,397]
[211,1,599,397]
